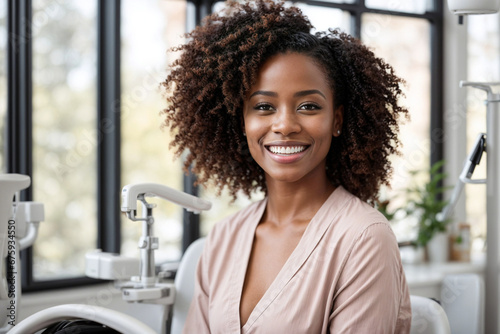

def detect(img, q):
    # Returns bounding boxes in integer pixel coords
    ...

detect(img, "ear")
[333,105,344,137]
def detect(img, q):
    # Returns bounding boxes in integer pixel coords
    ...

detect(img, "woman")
[162,1,411,332]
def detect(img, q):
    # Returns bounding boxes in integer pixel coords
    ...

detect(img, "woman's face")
[243,52,343,185]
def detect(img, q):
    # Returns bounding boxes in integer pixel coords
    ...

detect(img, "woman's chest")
[207,228,343,334]
[239,224,307,326]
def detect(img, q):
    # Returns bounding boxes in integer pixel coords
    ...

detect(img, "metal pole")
[139,200,157,288]
[485,90,500,334]
[460,81,500,333]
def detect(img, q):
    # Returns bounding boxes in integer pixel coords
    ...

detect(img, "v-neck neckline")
[229,186,342,333]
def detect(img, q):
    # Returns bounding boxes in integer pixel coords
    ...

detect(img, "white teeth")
[268,146,307,155]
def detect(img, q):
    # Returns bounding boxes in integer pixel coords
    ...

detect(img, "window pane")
[121,0,187,263]
[32,1,98,279]
[0,1,6,172]
[465,13,500,252]
[295,3,351,34]
[361,14,431,242]
[365,0,431,14]
[213,2,351,34]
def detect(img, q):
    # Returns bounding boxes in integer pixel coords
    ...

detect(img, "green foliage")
[405,160,451,247]
[375,199,397,221]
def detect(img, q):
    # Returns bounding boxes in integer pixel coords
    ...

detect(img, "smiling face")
[243,52,343,186]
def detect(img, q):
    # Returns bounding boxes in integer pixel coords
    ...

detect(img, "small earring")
[243,133,246,137]
[337,130,341,135]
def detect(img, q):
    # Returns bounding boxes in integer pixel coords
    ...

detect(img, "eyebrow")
[294,89,326,99]
[249,89,326,99]
[249,90,278,98]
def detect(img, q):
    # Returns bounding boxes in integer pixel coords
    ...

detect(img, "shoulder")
[332,186,392,235]
[327,187,398,257]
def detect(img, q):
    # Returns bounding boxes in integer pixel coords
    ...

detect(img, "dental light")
[448,0,499,15]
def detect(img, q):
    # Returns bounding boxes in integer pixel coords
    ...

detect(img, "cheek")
[244,117,266,143]
[311,118,335,139]
[310,120,334,153]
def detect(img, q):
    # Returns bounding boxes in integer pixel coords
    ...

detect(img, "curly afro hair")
[161,0,408,204]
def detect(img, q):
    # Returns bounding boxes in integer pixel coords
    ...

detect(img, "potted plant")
[404,160,451,261]
[377,160,451,262]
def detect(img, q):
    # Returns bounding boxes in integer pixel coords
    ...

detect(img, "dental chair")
[10,183,211,334]
[10,238,206,334]
[171,237,205,334]
[410,295,451,334]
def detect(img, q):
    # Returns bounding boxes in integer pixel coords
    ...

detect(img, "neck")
[264,174,335,226]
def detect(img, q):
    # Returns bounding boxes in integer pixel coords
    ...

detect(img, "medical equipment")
[453,82,500,333]
[0,174,44,333]
[87,183,211,332]
[448,0,499,25]
[12,182,211,334]
[438,132,486,223]
[448,0,500,15]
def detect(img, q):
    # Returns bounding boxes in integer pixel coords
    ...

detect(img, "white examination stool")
[440,273,484,334]
[410,295,451,334]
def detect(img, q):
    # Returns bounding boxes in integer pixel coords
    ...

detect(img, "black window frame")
[5,0,442,292]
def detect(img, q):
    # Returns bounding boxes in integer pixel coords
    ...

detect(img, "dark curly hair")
[161,0,408,203]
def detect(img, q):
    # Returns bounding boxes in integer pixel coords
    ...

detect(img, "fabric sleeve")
[329,222,410,333]
[182,238,211,334]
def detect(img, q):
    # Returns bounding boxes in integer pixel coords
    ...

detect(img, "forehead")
[250,52,332,94]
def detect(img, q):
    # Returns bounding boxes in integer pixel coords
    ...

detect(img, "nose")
[271,109,301,136]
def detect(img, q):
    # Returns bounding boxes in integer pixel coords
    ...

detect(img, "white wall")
[443,8,468,224]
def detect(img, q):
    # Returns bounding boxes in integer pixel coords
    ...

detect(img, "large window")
[120,0,187,262]
[0,0,6,173]
[31,0,98,280]
[362,13,432,240]
[5,0,442,290]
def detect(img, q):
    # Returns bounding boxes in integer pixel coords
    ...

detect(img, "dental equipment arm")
[87,183,211,304]
[118,183,211,291]
[439,133,487,222]
[121,183,212,215]
[13,201,44,251]
[438,80,499,223]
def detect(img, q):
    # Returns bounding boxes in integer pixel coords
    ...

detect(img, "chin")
[265,172,306,184]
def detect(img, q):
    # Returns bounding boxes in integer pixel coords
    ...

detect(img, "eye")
[298,103,321,112]
[254,103,275,113]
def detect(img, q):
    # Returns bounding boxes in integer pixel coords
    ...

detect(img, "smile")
[267,145,308,155]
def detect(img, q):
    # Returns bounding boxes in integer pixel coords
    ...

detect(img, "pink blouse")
[184,186,411,333]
